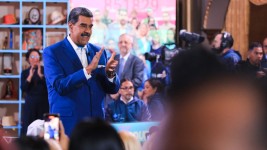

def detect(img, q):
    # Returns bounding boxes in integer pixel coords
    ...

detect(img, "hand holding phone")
[43,113,60,141]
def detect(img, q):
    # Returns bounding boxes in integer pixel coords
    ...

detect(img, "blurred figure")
[238,42,266,78]
[158,11,175,44]
[142,8,154,25]
[106,79,151,122]
[262,37,267,61]
[69,119,125,150]
[143,126,159,150]
[21,49,49,135]
[153,46,266,150]
[90,9,108,46]
[139,78,164,121]
[211,32,242,71]
[134,23,151,56]
[107,8,133,51]
[12,136,49,150]
[130,17,140,36]
[119,131,142,150]
[147,31,168,85]
[158,11,175,30]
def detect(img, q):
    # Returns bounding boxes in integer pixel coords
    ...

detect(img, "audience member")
[20,49,49,135]
[107,8,133,50]
[139,78,164,121]
[134,23,151,56]
[211,32,242,71]
[238,42,266,78]
[69,119,125,150]
[115,33,144,89]
[119,131,142,150]
[153,46,267,150]
[90,9,108,46]
[106,79,151,122]
[158,11,175,44]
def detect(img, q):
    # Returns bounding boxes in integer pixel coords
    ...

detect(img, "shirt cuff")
[83,68,92,80]
[108,76,115,82]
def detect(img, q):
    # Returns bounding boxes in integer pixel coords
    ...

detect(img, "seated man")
[105,79,151,122]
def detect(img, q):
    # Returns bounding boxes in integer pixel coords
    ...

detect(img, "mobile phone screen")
[43,114,60,141]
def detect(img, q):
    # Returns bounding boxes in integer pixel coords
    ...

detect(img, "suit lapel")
[63,38,83,69]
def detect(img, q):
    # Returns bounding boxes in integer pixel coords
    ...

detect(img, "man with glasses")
[43,7,120,136]
[105,79,151,122]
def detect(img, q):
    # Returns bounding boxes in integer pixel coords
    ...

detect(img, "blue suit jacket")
[43,38,120,135]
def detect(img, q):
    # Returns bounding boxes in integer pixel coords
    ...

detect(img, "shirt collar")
[120,96,134,104]
[120,52,131,61]
[67,35,87,51]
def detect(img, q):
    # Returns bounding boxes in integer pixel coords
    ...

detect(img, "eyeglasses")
[77,23,93,30]
[120,86,134,90]
[30,55,40,59]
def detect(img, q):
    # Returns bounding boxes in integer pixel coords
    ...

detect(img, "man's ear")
[68,22,73,32]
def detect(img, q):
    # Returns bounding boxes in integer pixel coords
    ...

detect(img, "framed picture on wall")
[46,32,66,47]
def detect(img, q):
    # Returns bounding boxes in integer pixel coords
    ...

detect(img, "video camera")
[179,29,204,45]
[145,43,180,66]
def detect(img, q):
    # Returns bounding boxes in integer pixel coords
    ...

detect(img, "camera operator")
[211,32,242,71]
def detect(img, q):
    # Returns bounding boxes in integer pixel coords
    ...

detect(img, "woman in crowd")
[140,78,164,121]
[20,49,49,135]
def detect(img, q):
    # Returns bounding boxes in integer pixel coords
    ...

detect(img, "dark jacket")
[237,59,261,77]
[147,93,164,121]
[105,96,151,122]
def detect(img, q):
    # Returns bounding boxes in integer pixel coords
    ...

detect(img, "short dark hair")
[26,48,41,62]
[68,7,93,24]
[249,42,262,51]
[120,78,133,87]
[146,78,163,93]
[168,45,228,98]
[69,119,125,150]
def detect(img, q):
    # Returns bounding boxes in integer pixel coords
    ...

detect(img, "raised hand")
[37,63,44,78]
[85,47,104,74]
[105,49,118,78]
[26,66,35,82]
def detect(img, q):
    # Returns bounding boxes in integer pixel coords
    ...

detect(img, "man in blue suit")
[43,7,120,136]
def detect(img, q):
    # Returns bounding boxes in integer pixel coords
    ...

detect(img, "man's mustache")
[81,32,91,37]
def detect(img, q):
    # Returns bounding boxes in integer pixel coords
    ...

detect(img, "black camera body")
[179,29,204,45]
[145,43,180,66]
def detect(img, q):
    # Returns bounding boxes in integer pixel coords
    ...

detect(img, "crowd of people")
[1,5,267,150]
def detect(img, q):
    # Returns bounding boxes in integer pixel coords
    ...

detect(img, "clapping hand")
[37,63,44,78]
[86,47,104,74]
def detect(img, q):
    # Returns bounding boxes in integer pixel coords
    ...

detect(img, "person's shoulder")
[44,38,66,53]
[87,43,101,51]
[133,97,146,105]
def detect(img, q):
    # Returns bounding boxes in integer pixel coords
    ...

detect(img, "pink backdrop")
[70,0,176,24]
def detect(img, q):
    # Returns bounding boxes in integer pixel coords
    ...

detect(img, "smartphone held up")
[43,113,60,141]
